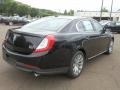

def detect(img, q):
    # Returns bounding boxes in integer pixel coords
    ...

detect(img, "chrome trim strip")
[88,50,107,60]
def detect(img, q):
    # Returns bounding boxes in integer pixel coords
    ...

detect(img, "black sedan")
[100,20,120,33]
[2,16,114,78]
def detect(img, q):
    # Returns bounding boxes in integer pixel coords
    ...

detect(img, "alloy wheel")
[109,41,114,53]
[72,54,84,76]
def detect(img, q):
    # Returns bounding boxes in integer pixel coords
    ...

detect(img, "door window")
[82,20,94,32]
[76,21,85,32]
[92,20,103,32]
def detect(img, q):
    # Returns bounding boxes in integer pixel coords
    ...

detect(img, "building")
[74,10,120,21]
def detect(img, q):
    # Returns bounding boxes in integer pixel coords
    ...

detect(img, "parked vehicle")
[99,20,111,26]
[0,16,9,23]
[4,16,30,25]
[100,20,120,33]
[2,16,114,78]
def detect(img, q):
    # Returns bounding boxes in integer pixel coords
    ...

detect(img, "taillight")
[33,35,55,53]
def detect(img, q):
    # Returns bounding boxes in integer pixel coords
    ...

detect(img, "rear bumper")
[16,62,68,74]
[2,45,68,74]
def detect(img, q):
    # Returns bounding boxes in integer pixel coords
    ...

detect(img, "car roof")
[48,16,92,20]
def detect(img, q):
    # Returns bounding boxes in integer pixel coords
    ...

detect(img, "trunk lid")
[5,29,45,55]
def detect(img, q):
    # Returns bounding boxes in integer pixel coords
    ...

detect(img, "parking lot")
[0,24,120,90]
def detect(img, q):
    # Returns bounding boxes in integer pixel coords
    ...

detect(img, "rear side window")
[76,21,85,32]
[82,20,94,32]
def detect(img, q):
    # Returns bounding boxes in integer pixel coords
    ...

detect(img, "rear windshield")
[21,17,71,32]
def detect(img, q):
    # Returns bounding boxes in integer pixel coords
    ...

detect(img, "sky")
[15,0,120,12]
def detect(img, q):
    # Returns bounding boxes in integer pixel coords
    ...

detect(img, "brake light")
[33,35,55,53]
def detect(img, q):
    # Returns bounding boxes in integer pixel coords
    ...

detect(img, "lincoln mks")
[2,16,114,78]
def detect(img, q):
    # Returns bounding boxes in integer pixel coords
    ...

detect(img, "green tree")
[0,0,16,15]
[39,9,57,17]
[16,4,30,16]
[6,2,18,15]
[4,0,14,3]
[64,10,67,15]
[68,9,74,16]
[0,0,62,17]
[0,4,4,14]
[30,8,39,17]
[101,7,108,12]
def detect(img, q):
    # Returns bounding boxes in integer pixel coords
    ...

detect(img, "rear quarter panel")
[47,33,87,68]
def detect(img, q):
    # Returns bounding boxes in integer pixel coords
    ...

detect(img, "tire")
[67,51,85,78]
[105,40,114,54]
[9,22,13,26]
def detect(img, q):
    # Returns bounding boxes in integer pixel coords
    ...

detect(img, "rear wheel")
[67,51,85,78]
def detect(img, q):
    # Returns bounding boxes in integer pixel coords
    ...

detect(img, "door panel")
[81,20,98,58]
[83,33,110,58]
[82,19,110,58]
[92,19,110,53]
[98,33,110,51]
[83,33,101,58]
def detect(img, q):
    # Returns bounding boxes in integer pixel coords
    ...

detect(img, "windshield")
[21,17,72,32]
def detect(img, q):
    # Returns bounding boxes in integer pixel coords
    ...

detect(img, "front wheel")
[67,51,85,78]
[105,40,114,54]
